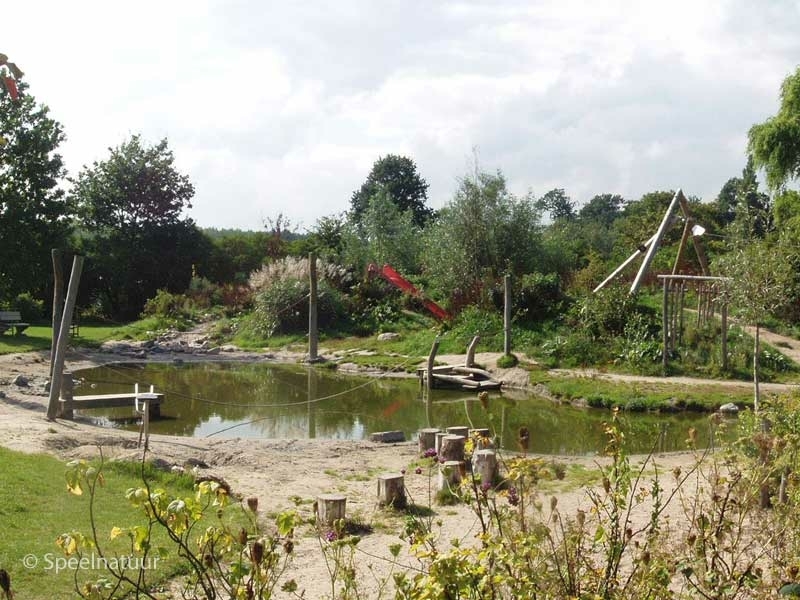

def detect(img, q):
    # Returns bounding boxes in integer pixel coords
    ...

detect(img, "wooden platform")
[62,392,163,416]
[417,365,502,391]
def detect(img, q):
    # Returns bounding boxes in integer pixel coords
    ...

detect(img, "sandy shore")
[0,343,715,599]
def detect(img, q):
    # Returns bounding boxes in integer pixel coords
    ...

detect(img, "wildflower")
[423,448,438,458]
[400,468,406,475]
[247,497,259,513]
[507,486,519,507]
[517,427,530,452]
[415,467,423,475]
[480,481,492,493]
[251,541,264,565]
[325,530,337,542]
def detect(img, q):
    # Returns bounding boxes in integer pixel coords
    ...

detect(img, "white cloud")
[4,0,800,228]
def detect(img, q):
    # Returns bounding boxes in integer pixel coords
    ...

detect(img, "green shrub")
[11,292,45,321]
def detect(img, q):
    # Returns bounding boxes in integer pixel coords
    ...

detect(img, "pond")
[72,362,730,455]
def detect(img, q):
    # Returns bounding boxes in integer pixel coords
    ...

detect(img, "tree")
[714,239,794,412]
[421,169,542,306]
[748,66,800,191]
[579,194,625,227]
[0,70,71,303]
[70,135,203,319]
[537,188,576,222]
[350,155,432,227]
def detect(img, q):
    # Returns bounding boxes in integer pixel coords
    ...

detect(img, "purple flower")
[325,530,337,542]
[423,448,438,458]
[480,481,492,493]
[507,486,519,507]
[400,468,406,475]
[415,467,423,475]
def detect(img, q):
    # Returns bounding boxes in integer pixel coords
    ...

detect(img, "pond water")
[72,362,729,455]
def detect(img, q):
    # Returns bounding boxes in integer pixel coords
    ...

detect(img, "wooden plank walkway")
[62,392,163,417]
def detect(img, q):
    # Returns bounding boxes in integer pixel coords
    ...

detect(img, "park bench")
[0,311,29,335]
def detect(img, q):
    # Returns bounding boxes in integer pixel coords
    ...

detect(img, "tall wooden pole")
[630,190,683,294]
[662,277,669,371]
[503,275,512,355]
[50,249,65,379]
[47,255,84,420]
[308,252,319,362]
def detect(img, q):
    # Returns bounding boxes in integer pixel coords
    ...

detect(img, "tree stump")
[440,435,466,462]
[316,494,347,526]
[446,426,470,439]
[377,474,406,509]
[437,460,465,491]
[435,432,449,453]
[472,449,498,488]
[418,428,440,454]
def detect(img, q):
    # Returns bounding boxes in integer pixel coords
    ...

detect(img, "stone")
[12,374,28,387]
[377,332,401,342]
[719,402,739,414]
[369,430,406,443]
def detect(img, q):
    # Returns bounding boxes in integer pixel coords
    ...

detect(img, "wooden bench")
[0,311,29,336]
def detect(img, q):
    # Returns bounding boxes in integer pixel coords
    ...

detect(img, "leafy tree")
[350,154,432,227]
[421,169,542,306]
[578,193,625,227]
[343,189,421,274]
[0,73,71,303]
[537,188,576,222]
[714,239,794,411]
[748,66,800,191]
[203,230,275,284]
[70,135,204,319]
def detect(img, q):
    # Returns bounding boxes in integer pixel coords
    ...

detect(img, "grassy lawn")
[0,447,242,599]
[0,323,135,355]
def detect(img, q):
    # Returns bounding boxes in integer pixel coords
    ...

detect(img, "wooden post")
[472,449,498,487]
[377,474,406,508]
[439,435,466,462]
[50,249,64,379]
[58,371,74,420]
[317,494,346,526]
[465,335,480,368]
[721,300,728,371]
[435,431,448,453]
[418,428,440,454]
[446,426,470,439]
[47,255,84,421]
[594,234,657,293]
[631,190,682,294]
[437,460,465,491]
[426,336,440,390]
[662,277,669,370]
[503,274,512,355]
[308,252,319,362]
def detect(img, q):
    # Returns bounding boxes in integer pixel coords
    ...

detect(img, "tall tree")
[350,155,432,227]
[748,66,800,191]
[0,67,71,303]
[537,188,576,222]
[70,135,204,319]
[578,193,625,227]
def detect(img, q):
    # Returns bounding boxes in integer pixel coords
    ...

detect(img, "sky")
[4,1,800,231]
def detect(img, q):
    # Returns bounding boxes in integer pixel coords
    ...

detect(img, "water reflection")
[72,362,727,455]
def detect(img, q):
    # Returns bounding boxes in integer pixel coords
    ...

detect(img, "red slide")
[369,264,451,321]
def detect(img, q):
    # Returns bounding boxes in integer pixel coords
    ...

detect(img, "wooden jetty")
[418,335,503,391]
[60,375,164,419]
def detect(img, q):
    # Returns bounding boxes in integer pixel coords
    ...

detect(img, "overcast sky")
[5,1,799,231]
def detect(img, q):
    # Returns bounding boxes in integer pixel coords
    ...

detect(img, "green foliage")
[513,272,568,323]
[9,292,44,321]
[350,154,432,228]
[60,454,299,600]
[0,77,71,304]
[421,169,542,307]
[748,66,800,191]
[70,135,208,320]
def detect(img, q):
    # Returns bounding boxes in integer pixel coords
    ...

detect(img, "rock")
[719,402,739,414]
[12,375,28,387]
[0,391,5,399]
[377,332,400,342]
[369,430,406,443]
[205,346,221,355]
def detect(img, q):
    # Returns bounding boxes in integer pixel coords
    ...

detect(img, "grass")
[528,370,756,412]
[0,447,241,599]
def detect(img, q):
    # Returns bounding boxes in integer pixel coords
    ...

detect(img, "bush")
[512,272,568,323]
[142,289,193,320]
[11,292,45,321]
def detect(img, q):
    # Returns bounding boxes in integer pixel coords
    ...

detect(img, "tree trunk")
[754,323,760,414]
